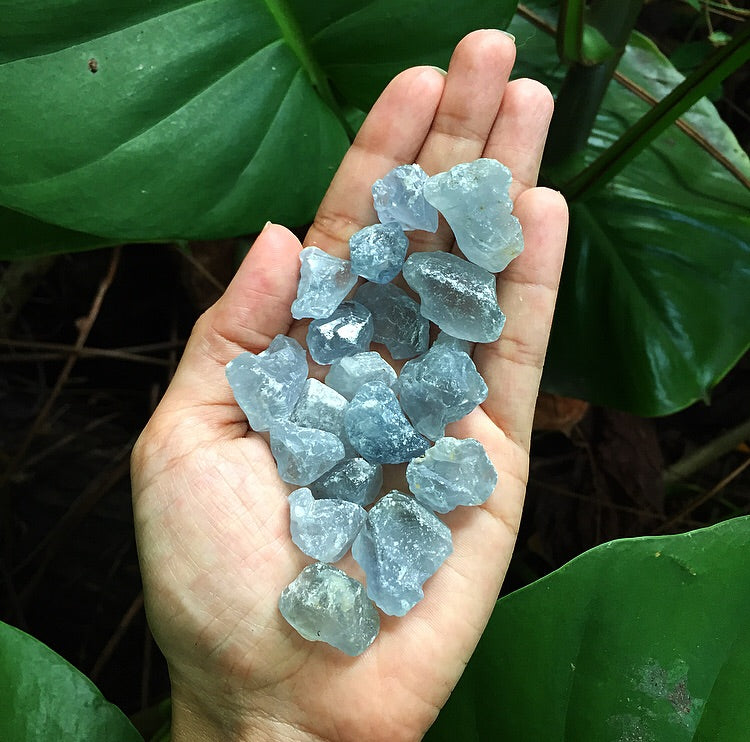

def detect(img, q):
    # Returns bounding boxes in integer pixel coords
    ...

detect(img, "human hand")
[131,29,568,742]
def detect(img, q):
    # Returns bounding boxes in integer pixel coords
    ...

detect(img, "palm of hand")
[132,31,567,742]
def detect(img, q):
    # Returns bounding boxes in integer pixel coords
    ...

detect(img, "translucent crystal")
[279,563,380,656]
[310,458,383,507]
[349,223,408,284]
[434,330,471,355]
[372,164,439,232]
[289,378,354,456]
[344,381,429,464]
[225,335,307,432]
[288,487,366,563]
[269,420,345,486]
[396,345,488,440]
[351,491,452,616]
[325,352,397,401]
[306,301,374,365]
[406,437,497,513]
[355,282,429,360]
[423,158,523,272]
[291,246,358,320]
[402,252,506,343]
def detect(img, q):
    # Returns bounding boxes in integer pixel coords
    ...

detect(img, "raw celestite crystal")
[371,164,439,232]
[344,381,429,464]
[402,252,506,343]
[396,345,488,440]
[288,488,366,563]
[406,437,497,513]
[279,563,379,656]
[325,352,397,401]
[355,282,429,360]
[352,491,452,616]
[423,158,523,272]
[434,330,471,355]
[290,378,353,456]
[225,335,307,432]
[291,246,357,320]
[349,223,409,284]
[270,420,345,486]
[307,301,374,365]
[310,458,383,507]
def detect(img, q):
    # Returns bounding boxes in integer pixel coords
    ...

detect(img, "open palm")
[131,30,568,742]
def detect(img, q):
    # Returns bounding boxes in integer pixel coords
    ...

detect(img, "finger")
[304,66,447,259]
[473,187,569,451]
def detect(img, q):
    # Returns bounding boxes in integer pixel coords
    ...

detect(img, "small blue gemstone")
[372,164,439,232]
[291,247,357,320]
[349,223,408,284]
[270,420,345,486]
[306,301,374,365]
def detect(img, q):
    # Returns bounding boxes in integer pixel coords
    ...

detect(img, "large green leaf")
[0,0,515,249]
[0,621,143,741]
[426,516,750,741]
[510,8,750,415]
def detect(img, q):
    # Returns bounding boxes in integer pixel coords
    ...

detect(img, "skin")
[131,30,568,742]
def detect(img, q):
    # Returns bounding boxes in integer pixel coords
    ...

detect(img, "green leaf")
[0,621,143,741]
[511,11,750,415]
[426,516,750,741]
[0,0,516,246]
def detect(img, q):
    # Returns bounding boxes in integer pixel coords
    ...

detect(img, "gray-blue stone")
[288,488,366,563]
[291,246,357,320]
[423,158,523,272]
[349,223,408,284]
[402,252,505,343]
[344,381,429,464]
[352,491,452,616]
[290,378,354,457]
[396,345,488,440]
[279,563,379,656]
[406,437,497,513]
[310,458,383,507]
[325,352,397,401]
[269,420,345,486]
[434,330,471,355]
[306,301,374,365]
[372,164,439,233]
[225,335,307,432]
[355,282,429,360]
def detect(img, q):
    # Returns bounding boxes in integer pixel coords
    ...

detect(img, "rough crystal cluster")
[227,157,520,655]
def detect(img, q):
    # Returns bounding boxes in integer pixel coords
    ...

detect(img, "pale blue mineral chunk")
[352,491,452,616]
[355,282,429,360]
[396,345,487,440]
[344,381,429,464]
[279,563,379,656]
[434,330,471,355]
[291,247,357,320]
[372,164,439,232]
[406,437,497,513]
[349,223,409,284]
[225,335,307,432]
[310,458,383,507]
[306,301,374,365]
[325,352,397,401]
[423,158,523,272]
[269,420,345,486]
[290,378,354,456]
[402,252,505,343]
[288,488,366,563]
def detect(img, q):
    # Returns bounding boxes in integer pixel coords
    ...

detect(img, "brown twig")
[0,338,183,366]
[172,244,227,294]
[90,591,145,681]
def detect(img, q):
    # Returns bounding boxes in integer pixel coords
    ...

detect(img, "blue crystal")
[344,381,429,464]
[434,330,471,355]
[372,164,439,232]
[349,223,408,284]
[396,345,487,440]
[306,301,374,365]
[351,491,452,616]
[325,352,397,401]
[406,437,497,513]
[355,282,429,360]
[291,246,357,320]
[310,458,383,507]
[279,563,379,656]
[269,420,345,486]
[402,252,505,343]
[423,158,523,272]
[225,335,307,432]
[290,378,354,456]
[288,487,366,563]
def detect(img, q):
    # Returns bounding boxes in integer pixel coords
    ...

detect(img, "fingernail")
[428,65,448,76]
[261,220,273,233]
[500,30,515,42]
